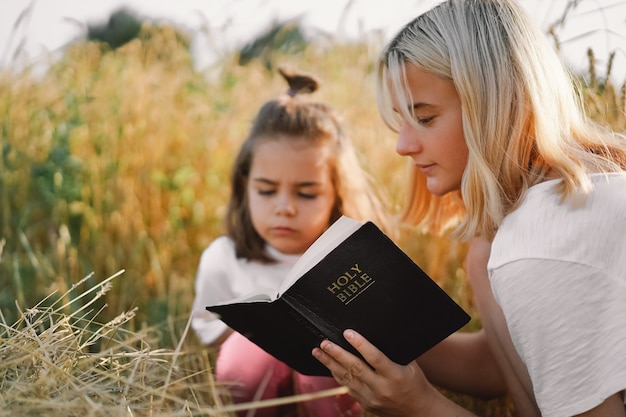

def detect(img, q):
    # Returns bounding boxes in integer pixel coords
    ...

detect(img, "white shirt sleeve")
[491,259,626,417]
[489,173,626,416]
[190,237,237,345]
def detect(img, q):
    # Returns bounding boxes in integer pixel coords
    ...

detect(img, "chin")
[426,183,453,197]
[271,242,306,256]
[426,173,464,196]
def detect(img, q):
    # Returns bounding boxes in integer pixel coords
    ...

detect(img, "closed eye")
[416,116,435,125]
[257,189,276,196]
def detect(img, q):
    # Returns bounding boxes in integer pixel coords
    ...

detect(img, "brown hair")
[225,67,388,262]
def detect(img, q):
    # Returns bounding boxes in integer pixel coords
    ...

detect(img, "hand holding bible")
[312,329,438,417]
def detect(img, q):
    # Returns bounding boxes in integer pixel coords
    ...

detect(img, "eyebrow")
[392,102,437,114]
[408,102,437,112]
[251,178,320,187]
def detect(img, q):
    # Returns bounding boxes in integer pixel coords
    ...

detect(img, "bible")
[206,215,471,376]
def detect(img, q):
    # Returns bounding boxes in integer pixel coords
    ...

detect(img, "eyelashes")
[391,108,436,126]
[416,116,435,125]
[256,189,318,199]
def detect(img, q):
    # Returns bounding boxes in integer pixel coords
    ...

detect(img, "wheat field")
[0,10,624,416]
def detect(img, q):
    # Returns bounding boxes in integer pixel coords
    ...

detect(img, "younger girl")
[191,67,387,417]
[313,0,626,416]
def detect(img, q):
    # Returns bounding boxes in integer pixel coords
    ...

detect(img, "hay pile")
[0,271,228,416]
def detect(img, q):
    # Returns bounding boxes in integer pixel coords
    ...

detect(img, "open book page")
[278,216,363,296]
[213,287,277,305]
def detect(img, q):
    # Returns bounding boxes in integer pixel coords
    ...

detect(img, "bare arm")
[465,237,542,416]
[418,330,505,398]
[416,236,504,398]
[575,393,626,417]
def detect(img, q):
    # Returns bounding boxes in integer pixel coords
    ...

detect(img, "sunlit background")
[2,0,626,77]
[0,1,624,416]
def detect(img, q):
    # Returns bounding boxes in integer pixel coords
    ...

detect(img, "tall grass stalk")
[0,271,222,416]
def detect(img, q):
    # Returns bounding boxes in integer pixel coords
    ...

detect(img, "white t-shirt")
[488,173,626,417]
[191,236,300,345]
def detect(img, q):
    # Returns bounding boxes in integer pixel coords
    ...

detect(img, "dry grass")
[0,268,362,416]
[0,270,216,416]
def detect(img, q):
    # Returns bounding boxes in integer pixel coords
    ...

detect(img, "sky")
[1,0,626,80]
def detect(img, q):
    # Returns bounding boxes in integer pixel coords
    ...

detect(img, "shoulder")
[199,236,237,262]
[489,173,626,269]
[196,236,239,277]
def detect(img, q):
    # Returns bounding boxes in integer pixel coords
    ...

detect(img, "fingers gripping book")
[207,216,471,376]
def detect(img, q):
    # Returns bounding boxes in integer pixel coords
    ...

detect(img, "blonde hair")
[377,0,626,240]
[227,67,389,262]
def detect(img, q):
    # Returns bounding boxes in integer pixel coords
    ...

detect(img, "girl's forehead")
[252,138,332,166]
[249,140,334,183]
[254,136,327,153]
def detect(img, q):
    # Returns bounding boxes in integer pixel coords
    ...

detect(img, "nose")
[395,120,422,157]
[275,193,296,216]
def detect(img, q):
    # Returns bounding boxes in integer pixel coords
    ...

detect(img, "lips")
[271,226,296,236]
[417,163,436,175]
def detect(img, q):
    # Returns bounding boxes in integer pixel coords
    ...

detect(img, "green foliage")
[87,8,143,49]
[238,20,309,69]
[0,23,218,330]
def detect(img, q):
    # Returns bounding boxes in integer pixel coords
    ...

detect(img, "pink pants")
[216,332,362,417]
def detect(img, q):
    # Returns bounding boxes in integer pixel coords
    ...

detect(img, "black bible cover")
[207,216,471,376]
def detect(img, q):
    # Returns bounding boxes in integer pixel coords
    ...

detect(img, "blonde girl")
[313,1,626,416]
[191,67,386,417]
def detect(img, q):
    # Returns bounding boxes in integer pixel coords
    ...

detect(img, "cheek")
[457,138,469,169]
[321,188,338,215]
[448,125,469,166]
[304,204,335,239]
[303,194,336,225]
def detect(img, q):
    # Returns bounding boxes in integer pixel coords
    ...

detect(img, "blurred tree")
[238,19,309,70]
[87,8,142,49]
[85,7,191,58]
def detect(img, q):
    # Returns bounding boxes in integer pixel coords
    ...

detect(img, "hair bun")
[278,66,320,97]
